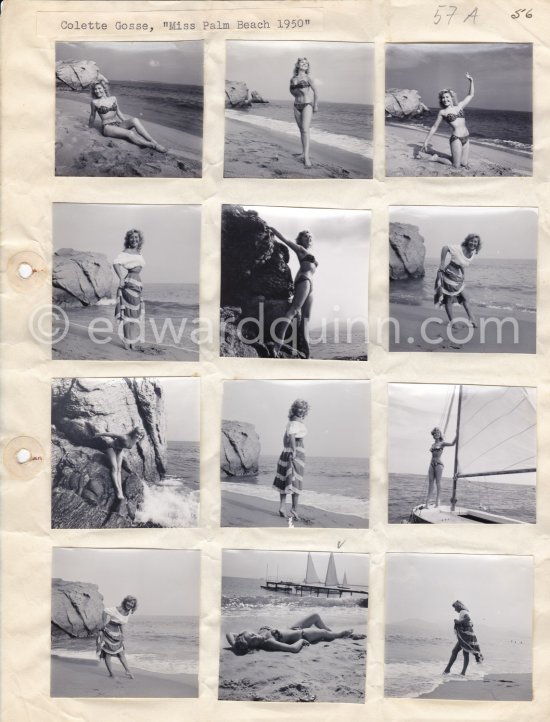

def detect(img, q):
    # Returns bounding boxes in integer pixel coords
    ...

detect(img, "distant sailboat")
[304,552,322,584]
[410,384,536,524]
[324,553,339,587]
[339,571,350,589]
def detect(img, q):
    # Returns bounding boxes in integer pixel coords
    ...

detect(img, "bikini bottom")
[294,276,313,294]
[449,133,469,146]
[102,120,122,132]
[294,102,313,111]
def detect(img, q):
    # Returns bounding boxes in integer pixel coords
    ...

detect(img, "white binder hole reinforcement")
[16,448,32,464]
[3,437,45,480]
[17,262,34,279]
[7,251,47,292]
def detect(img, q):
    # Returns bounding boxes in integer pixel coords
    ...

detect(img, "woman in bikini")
[273,399,309,520]
[269,226,317,359]
[421,73,474,169]
[97,427,145,501]
[97,595,138,678]
[434,234,482,328]
[289,58,318,168]
[226,613,359,655]
[426,427,457,508]
[114,229,146,351]
[443,600,483,676]
[89,80,167,153]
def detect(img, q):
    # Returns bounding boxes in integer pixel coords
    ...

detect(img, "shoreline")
[51,655,198,698]
[419,672,532,701]
[385,123,532,177]
[221,488,367,528]
[224,116,372,179]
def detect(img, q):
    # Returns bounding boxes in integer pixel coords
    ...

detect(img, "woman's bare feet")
[154,143,167,153]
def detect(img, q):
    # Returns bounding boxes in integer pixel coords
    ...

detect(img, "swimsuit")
[291,78,313,110]
[443,108,469,145]
[259,626,283,642]
[450,134,469,146]
[97,101,118,115]
[295,254,318,292]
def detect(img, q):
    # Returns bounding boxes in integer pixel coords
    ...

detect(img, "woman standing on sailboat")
[443,600,483,676]
[426,427,457,508]
[273,399,310,520]
[434,233,482,327]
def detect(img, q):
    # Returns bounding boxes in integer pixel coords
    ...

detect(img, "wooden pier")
[261,580,368,600]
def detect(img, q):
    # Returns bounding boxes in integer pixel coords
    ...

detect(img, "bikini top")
[291,78,311,89]
[430,441,444,453]
[443,108,465,124]
[97,100,117,115]
[259,626,282,642]
[302,253,318,267]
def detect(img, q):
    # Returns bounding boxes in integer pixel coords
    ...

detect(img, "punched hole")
[17,262,34,280]
[16,448,32,464]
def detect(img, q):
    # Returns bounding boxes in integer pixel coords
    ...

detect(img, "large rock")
[225,81,268,108]
[385,89,429,118]
[51,378,167,528]
[221,421,261,476]
[53,248,116,307]
[56,60,106,92]
[52,579,104,638]
[390,223,426,280]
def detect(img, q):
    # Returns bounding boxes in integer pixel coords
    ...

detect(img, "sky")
[56,41,203,85]
[227,41,374,103]
[223,550,369,588]
[388,383,536,483]
[386,553,533,636]
[160,377,200,442]
[386,43,532,112]
[53,203,201,284]
[223,380,370,458]
[390,206,537,260]
[52,548,200,616]
[243,205,370,327]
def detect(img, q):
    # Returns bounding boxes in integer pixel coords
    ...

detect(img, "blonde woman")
[96,595,138,678]
[289,58,318,168]
[273,399,310,520]
[114,229,146,351]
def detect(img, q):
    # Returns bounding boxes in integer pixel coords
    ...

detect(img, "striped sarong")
[115,274,144,341]
[455,617,483,658]
[273,437,305,495]
[96,622,124,658]
[434,262,465,306]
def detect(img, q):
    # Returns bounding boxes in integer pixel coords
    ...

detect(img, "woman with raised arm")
[96,595,138,678]
[89,79,167,153]
[273,399,310,520]
[434,233,482,328]
[226,613,360,655]
[443,600,484,676]
[421,73,475,169]
[425,427,457,508]
[270,226,317,359]
[289,57,318,168]
[113,229,146,352]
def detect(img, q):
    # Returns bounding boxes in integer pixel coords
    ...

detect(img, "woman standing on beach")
[97,595,138,678]
[226,612,360,655]
[114,229,146,351]
[425,427,457,508]
[273,399,310,520]
[290,58,318,168]
[270,226,317,359]
[443,600,483,676]
[421,73,475,169]
[89,80,167,153]
[434,234,482,328]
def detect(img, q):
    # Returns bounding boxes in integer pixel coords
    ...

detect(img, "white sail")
[324,553,339,587]
[304,553,321,584]
[457,385,536,485]
[341,571,349,587]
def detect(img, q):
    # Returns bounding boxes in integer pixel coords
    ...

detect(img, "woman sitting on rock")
[97,427,145,501]
[89,80,167,153]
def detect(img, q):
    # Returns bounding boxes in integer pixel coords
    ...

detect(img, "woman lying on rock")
[226,613,364,655]
[89,80,167,153]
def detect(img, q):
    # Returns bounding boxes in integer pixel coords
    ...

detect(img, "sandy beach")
[420,672,531,701]
[389,301,536,353]
[385,123,532,177]
[55,94,202,177]
[224,116,372,179]
[51,655,198,698]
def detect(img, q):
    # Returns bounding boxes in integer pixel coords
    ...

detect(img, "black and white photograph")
[388,383,536,524]
[51,377,200,529]
[225,41,373,178]
[55,41,203,177]
[385,43,532,177]
[389,206,537,353]
[385,553,533,700]
[52,204,200,361]
[51,548,200,698]
[221,380,370,528]
[220,205,370,360]
[219,549,368,703]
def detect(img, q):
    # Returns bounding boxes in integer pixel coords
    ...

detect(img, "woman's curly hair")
[293,57,310,76]
[438,88,458,108]
[288,399,310,419]
[124,229,145,252]
[296,230,312,248]
[461,233,482,254]
[121,595,138,613]
[90,79,110,98]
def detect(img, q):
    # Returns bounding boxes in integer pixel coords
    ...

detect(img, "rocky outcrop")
[250,90,268,104]
[225,80,268,108]
[220,205,295,357]
[390,223,426,280]
[221,420,261,476]
[53,248,116,307]
[51,378,167,528]
[52,579,104,638]
[385,89,429,119]
[56,60,106,92]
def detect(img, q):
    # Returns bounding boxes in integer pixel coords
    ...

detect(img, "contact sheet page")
[1,0,549,721]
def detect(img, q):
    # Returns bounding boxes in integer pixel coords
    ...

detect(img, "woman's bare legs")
[103,122,166,152]
[461,650,470,675]
[278,492,287,517]
[273,280,311,355]
[434,464,443,507]
[116,450,125,500]
[426,464,435,507]
[461,140,471,167]
[103,654,114,677]
[299,291,313,359]
[293,105,313,167]
[291,492,300,519]
[460,291,477,327]
[450,138,463,169]
[106,448,124,500]
[444,641,462,673]
[443,296,455,323]
[292,613,332,631]
[117,652,134,678]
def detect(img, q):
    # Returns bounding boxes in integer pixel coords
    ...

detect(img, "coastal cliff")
[221,420,261,476]
[389,222,426,280]
[225,80,268,108]
[385,89,429,119]
[53,248,116,307]
[51,377,166,528]
[52,579,104,638]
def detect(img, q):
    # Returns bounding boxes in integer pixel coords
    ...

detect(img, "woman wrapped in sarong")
[443,600,483,676]
[434,233,481,328]
[114,229,146,351]
[96,595,138,678]
[273,398,310,521]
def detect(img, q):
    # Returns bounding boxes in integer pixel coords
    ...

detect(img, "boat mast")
[450,385,463,512]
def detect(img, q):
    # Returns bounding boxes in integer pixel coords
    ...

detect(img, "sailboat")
[324,553,339,587]
[410,385,536,524]
[304,552,322,585]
